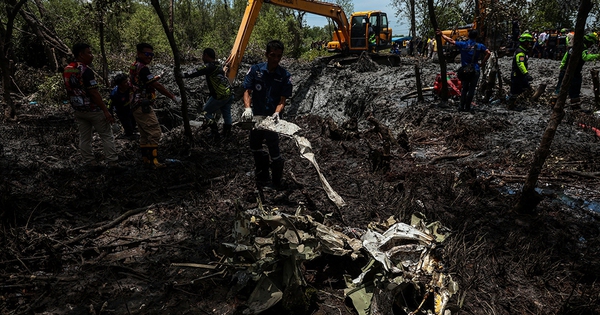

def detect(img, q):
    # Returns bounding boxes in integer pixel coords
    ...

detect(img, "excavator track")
[317,52,402,67]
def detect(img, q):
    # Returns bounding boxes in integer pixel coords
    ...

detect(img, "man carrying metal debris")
[241,40,293,189]
[551,33,600,109]
[507,32,535,111]
[179,48,233,140]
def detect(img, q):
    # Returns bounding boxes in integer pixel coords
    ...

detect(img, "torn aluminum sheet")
[255,117,346,208]
[346,214,457,315]
[227,208,363,314]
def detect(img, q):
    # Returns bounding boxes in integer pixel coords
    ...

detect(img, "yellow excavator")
[439,0,489,62]
[224,0,394,82]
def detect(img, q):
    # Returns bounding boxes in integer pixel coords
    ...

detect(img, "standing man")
[129,43,181,169]
[511,18,520,51]
[63,43,118,168]
[180,48,233,139]
[241,40,293,188]
[538,29,548,58]
[437,29,491,112]
[507,32,535,111]
[552,33,600,109]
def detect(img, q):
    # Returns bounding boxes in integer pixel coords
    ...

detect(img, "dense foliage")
[391,0,599,38]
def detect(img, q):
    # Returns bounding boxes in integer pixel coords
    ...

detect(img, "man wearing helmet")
[552,32,600,108]
[507,32,535,111]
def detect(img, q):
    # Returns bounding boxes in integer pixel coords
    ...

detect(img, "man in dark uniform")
[511,18,520,51]
[546,30,558,60]
[241,40,293,189]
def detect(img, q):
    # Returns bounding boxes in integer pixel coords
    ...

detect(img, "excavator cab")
[328,11,392,53]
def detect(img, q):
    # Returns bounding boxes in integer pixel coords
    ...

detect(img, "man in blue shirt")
[108,73,138,139]
[437,29,491,112]
[241,40,293,188]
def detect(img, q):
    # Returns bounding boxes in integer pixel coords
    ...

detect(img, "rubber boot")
[207,121,220,140]
[140,145,151,166]
[271,158,285,189]
[549,95,558,107]
[570,97,581,110]
[142,144,166,169]
[507,97,522,111]
[222,124,232,138]
[253,151,270,186]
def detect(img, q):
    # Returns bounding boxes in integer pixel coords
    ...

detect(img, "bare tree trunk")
[169,0,174,33]
[591,69,599,109]
[0,0,28,119]
[410,0,416,39]
[150,0,192,140]
[415,64,423,102]
[99,10,109,86]
[427,0,448,102]
[514,0,593,213]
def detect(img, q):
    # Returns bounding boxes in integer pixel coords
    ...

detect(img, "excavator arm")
[224,0,350,82]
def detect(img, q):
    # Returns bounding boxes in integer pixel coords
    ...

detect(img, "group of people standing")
[437,27,599,112]
[64,43,181,170]
[63,40,292,190]
[527,29,575,60]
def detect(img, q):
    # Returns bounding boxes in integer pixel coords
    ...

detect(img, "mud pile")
[1,53,599,314]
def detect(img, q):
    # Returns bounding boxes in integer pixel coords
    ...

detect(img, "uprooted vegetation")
[1,54,600,314]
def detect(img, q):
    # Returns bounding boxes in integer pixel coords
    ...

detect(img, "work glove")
[173,96,182,104]
[241,107,253,121]
[525,73,533,82]
[271,111,280,123]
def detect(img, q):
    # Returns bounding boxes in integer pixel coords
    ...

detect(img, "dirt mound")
[1,54,599,314]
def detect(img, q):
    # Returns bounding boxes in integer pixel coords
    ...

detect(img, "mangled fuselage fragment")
[225,208,363,314]
[345,214,458,315]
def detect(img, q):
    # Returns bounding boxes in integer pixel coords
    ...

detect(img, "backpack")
[63,62,90,110]
[210,66,232,100]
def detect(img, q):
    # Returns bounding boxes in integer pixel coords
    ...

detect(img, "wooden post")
[591,69,599,109]
[531,83,547,102]
[415,64,424,102]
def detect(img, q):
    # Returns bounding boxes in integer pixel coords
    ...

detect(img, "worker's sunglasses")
[143,52,155,57]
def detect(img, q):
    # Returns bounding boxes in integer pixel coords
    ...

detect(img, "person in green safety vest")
[552,32,600,109]
[368,23,376,52]
[507,32,535,111]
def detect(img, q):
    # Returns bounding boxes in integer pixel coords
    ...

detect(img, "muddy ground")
[1,52,600,315]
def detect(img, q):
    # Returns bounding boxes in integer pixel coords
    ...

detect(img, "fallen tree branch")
[428,153,470,164]
[53,202,174,250]
[171,262,218,270]
[558,170,600,179]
